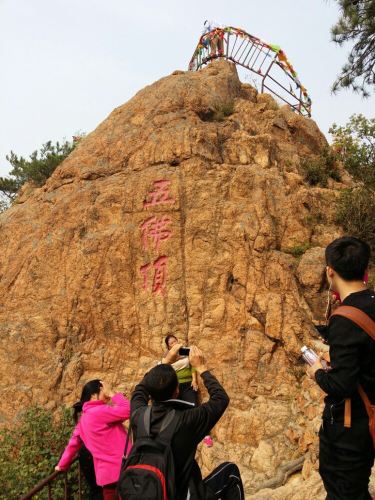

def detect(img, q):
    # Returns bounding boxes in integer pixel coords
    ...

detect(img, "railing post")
[20,457,81,499]
[262,58,276,93]
[64,472,68,500]
[78,462,82,500]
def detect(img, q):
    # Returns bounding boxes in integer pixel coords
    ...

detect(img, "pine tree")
[331,0,375,96]
[0,138,81,210]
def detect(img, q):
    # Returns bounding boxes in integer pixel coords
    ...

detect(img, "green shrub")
[300,158,328,186]
[329,115,375,253]
[198,101,234,122]
[336,187,375,250]
[305,211,326,226]
[330,114,375,187]
[300,150,341,187]
[0,405,85,499]
[213,101,234,121]
[285,242,311,258]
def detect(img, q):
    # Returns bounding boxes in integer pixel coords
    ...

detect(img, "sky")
[0,0,374,177]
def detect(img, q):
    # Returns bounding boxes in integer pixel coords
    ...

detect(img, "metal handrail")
[20,459,82,500]
[188,26,312,117]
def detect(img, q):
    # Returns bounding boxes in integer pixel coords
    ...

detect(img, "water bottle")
[301,346,319,366]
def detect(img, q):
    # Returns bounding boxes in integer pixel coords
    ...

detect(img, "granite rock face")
[1,60,367,495]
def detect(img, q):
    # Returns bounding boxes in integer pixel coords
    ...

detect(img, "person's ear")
[326,266,334,280]
[173,385,179,399]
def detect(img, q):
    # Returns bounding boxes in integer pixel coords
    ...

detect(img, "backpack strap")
[123,405,149,457]
[123,422,132,458]
[330,305,375,340]
[143,406,152,436]
[159,409,177,434]
[156,409,179,445]
[330,305,375,429]
[134,406,179,443]
[135,406,152,438]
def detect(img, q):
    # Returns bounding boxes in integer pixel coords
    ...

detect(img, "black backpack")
[117,406,179,500]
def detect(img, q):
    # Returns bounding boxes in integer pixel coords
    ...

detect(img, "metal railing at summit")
[188,26,312,117]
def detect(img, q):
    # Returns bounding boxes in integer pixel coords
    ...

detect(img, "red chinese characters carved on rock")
[140,215,172,252]
[140,256,168,295]
[143,180,175,208]
[140,179,174,295]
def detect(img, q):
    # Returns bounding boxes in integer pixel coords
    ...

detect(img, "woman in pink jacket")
[56,379,131,500]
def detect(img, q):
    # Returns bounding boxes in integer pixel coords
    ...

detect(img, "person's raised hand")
[100,380,114,400]
[189,346,207,374]
[191,380,199,391]
[55,466,62,472]
[164,343,182,364]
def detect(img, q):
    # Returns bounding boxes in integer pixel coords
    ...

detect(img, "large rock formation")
[0,61,371,496]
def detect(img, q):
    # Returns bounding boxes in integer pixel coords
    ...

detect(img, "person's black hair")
[73,379,102,422]
[144,365,178,402]
[325,236,370,281]
[164,334,177,349]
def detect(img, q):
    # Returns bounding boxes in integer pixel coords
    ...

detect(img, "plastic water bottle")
[301,346,319,366]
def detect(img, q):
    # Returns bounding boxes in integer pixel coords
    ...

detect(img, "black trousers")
[179,381,199,406]
[319,417,374,500]
[204,462,244,499]
[79,445,103,500]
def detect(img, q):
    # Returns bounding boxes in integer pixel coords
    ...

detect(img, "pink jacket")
[58,393,131,486]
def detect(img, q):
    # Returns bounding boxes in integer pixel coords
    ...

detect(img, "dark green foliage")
[0,139,76,204]
[212,101,235,121]
[305,211,326,227]
[300,150,341,187]
[330,114,375,186]
[197,101,234,122]
[0,405,84,499]
[331,115,375,250]
[331,0,375,96]
[300,158,328,187]
[285,242,311,258]
[336,187,375,249]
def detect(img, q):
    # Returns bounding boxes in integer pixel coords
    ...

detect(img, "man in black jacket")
[131,345,244,499]
[307,236,375,500]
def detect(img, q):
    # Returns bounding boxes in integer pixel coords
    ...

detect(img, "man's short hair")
[325,236,370,281]
[144,364,178,401]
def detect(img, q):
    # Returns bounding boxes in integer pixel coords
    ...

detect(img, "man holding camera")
[307,236,375,500]
[130,345,244,499]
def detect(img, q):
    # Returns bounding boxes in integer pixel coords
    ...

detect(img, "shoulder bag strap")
[330,305,375,426]
[358,385,374,412]
[330,305,375,340]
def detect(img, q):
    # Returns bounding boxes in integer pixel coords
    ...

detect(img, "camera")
[179,347,190,356]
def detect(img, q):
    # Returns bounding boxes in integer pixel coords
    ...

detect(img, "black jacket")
[130,370,229,499]
[315,289,375,421]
